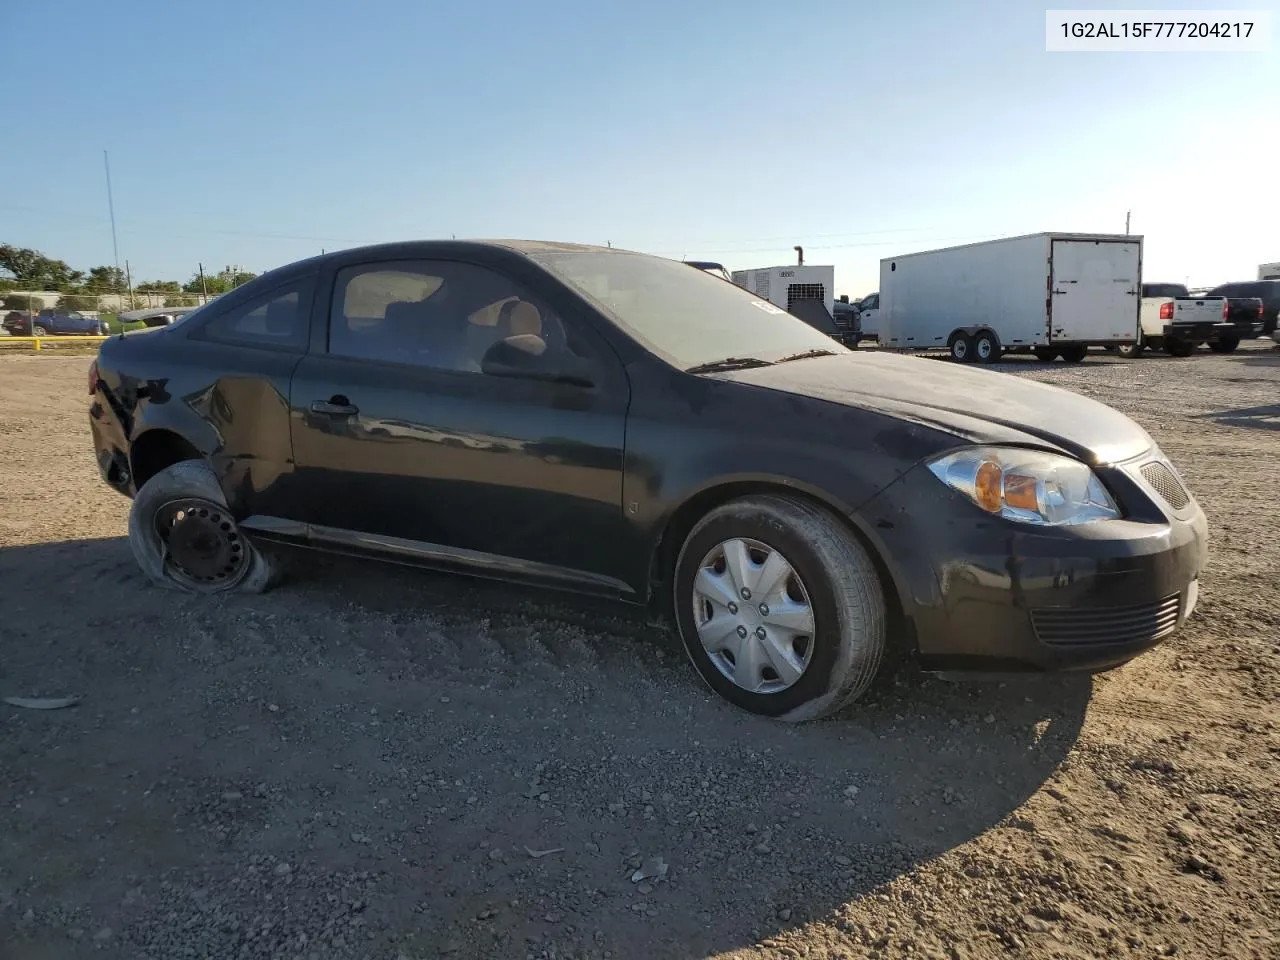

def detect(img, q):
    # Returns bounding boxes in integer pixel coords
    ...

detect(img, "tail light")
[1159,302,1174,321]
[88,359,99,396]
[1258,303,1265,317]
[1222,300,1229,319]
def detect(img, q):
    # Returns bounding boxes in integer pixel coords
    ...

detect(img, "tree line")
[0,243,257,314]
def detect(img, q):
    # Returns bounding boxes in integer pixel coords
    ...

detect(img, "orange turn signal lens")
[1003,473,1040,512]
[974,461,1003,513]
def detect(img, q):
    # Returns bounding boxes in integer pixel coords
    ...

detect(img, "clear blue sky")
[2,0,1276,295]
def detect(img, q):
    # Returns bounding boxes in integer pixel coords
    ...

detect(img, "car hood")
[714,352,1154,465]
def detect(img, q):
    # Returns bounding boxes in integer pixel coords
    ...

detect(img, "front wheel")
[948,332,974,363]
[1058,344,1088,363]
[673,495,887,722]
[1033,347,1058,362]
[1165,336,1195,357]
[1209,335,1240,354]
[1117,340,1144,359]
[128,459,280,594]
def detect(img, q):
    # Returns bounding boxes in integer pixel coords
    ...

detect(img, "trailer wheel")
[1117,339,1144,359]
[972,330,1000,363]
[1058,345,1088,363]
[948,332,974,363]
[1209,335,1240,354]
[1033,347,1057,362]
[1165,337,1195,358]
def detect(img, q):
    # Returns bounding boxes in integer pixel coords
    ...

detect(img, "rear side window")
[190,281,311,351]
[1142,283,1186,298]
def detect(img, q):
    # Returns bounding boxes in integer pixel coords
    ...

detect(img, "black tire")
[128,459,279,594]
[32,324,49,336]
[1058,344,1088,363]
[948,332,974,363]
[1165,336,1195,358]
[673,495,887,722]
[1209,336,1239,354]
[1033,347,1057,362]
[1117,340,1144,359]
[972,330,1000,363]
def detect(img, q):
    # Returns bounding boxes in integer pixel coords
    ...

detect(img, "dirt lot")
[1,345,1277,960]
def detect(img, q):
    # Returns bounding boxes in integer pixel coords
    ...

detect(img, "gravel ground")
[1,344,1277,960]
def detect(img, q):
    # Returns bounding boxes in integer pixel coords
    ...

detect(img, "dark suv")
[1202,281,1280,336]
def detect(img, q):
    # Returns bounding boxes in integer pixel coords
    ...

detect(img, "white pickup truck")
[1129,283,1234,358]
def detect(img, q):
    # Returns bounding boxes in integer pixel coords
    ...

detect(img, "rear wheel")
[1058,344,1088,363]
[972,330,1000,363]
[128,460,280,594]
[1117,339,1144,359]
[32,324,49,336]
[948,332,974,363]
[1165,336,1195,358]
[1209,335,1240,354]
[1033,347,1058,362]
[673,495,887,722]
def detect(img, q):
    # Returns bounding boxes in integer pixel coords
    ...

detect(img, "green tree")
[183,266,256,296]
[2,292,44,312]
[0,244,85,290]
[137,280,183,294]
[57,291,101,312]
[86,265,127,294]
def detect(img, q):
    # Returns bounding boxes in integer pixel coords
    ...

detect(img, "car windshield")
[529,249,845,369]
[1143,283,1188,298]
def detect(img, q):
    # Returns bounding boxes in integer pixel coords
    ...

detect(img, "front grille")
[1031,594,1181,648]
[1140,460,1191,510]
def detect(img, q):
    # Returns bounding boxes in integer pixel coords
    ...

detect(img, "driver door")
[288,256,633,586]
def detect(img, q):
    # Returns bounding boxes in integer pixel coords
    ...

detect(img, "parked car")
[5,310,110,337]
[118,305,201,329]
[1132,283,1236,357]
[832,298,862,344]
[1202,280,1280,336]
[855,292,879,342]
[88,241,1208,721]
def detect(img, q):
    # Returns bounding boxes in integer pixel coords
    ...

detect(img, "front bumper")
[860,452,1208,673]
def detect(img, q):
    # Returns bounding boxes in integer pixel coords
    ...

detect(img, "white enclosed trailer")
[1259,262,1280,280]
[879,232,1142,363]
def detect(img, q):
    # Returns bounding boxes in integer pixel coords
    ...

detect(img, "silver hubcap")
[692,538,816,694]
[976,338,991,359]
[954,340,967,358]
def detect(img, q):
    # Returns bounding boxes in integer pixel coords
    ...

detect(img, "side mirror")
[480,335,595,388]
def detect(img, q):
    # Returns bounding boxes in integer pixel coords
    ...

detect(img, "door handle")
[309,399,359,416]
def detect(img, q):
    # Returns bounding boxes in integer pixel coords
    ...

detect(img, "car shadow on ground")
[1196,402,1280,431]
[0,538,1092,959]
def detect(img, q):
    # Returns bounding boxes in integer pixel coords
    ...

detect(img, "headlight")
[928,446,1119,526]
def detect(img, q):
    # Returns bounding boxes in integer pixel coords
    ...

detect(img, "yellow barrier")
[1,335,111,351]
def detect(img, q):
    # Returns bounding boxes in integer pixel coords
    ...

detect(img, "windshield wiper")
[774,349,837,364]
[685,356,774,374]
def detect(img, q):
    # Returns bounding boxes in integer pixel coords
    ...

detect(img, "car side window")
[191,282,309,351]
[863,294,878,310]
[328,260,590,374]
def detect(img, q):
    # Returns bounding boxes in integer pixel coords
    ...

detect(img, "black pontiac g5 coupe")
[88,240,1208,721]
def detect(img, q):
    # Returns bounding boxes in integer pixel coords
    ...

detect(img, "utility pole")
[103,150,120,272]
[1125,210,1131,235]
[198,262,209,304]
[125,259,134,311]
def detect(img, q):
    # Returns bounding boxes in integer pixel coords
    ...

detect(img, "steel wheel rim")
[154,498,249,588]
[976,337,992,359]
[953,339,968,359]
[691,537,816,694]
